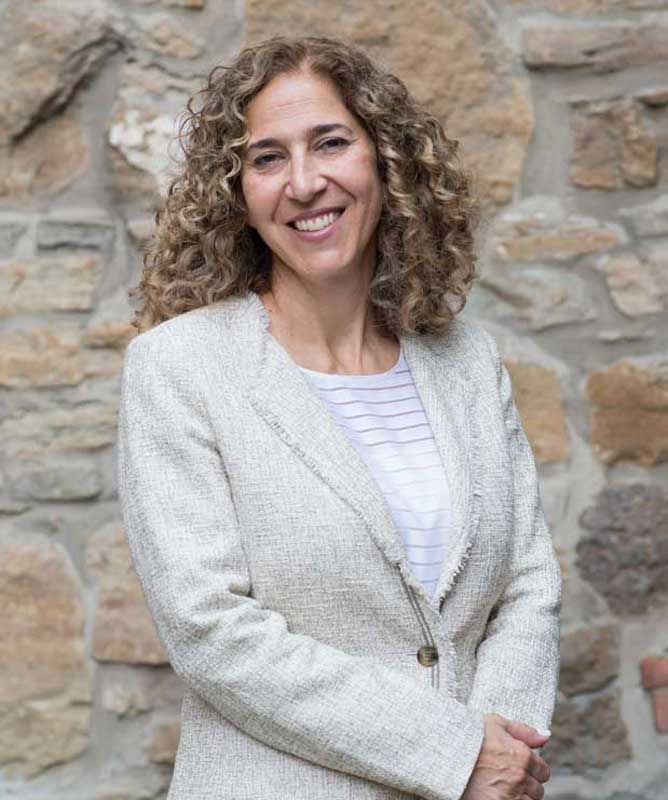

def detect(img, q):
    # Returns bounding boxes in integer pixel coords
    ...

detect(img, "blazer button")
[416,645,439,667]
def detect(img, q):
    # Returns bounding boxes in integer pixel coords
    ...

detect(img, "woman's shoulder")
[124,294,248,364]
[426,314,501,376]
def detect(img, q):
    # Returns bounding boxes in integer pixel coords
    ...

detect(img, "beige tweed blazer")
[116,290,562,800]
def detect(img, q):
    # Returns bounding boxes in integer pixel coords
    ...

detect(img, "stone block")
[0,113,90,199]
[0,255,103,315]
[522,24,668,74]
[0,539,92,777]
[505,359,570,463]
[86,523,169,665]
[36,216,116,250]
[569,98,659,190]
[577,483,668,616]
[0,0,119,145]
[619,194,668,237]
[560,622,619,696]
[596,250,668,316]
[586,355,668,465]
[542,689,632,774]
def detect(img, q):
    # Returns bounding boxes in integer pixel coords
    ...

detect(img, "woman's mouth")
[287,208,345,241]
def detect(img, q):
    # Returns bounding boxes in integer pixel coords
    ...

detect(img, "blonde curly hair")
[130,35,482,336]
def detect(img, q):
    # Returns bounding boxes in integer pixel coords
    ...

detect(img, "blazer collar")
[217,291,479,613]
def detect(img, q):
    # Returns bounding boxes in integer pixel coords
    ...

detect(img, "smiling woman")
[239,66,385,361]
[129,35,481,344]
[119,34,561,800]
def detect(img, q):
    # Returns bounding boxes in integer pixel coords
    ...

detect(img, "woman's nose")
[285,154,327,202]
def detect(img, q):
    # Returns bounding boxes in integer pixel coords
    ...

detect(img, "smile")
[287,209,345,241]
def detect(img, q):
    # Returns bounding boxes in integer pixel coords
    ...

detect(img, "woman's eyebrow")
[245,123,353,153]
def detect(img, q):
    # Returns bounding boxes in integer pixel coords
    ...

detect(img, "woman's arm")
[117,330,485,800]
[466,330,563,731]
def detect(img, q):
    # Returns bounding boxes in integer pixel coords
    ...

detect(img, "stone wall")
[0,1,666,798]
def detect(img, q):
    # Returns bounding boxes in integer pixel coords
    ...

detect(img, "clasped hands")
[461,714,552,800]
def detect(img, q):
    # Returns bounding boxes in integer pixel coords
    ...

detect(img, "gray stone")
[0,218,28,256]
[577,483,668,616]
[8,459,103,502]
[542,689,632,774]
[619,194,668,238]
[474,264,598,331]
[36,216,116,250]
[560,622,620,696]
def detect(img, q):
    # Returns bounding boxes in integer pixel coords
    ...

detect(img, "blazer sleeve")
[116,331,486,800]
[466,329,562,731]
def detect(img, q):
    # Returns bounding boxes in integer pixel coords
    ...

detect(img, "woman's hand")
[461,713,552,800]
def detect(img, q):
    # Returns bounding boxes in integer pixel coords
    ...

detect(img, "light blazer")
[117,290,562,800]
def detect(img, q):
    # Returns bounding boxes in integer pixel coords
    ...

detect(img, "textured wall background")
[0,1,667,798]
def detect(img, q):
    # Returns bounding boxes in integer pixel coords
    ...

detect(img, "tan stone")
[149,719,181,764]
[505,360,570,463]
[491,202,623,262]
[510,0,668,11]
[0,325,126,389]
[497,225,621,262]
[570,98,658,190]
[82,321,136,350]
[586,356,668,465]
[86,524,168,665]
[0,254,103,316]
[246,0,533,212]
[130,0,205,6]
[140,17,204,59]
[0,113,90,200]
[1,403,119,459]
[597,251,668,316]
[0,540,91,777]
[0,326,85,388]
[523,24,668,74]
[0,0,118,145]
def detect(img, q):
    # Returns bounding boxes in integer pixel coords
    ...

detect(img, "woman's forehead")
[245,70,353,134]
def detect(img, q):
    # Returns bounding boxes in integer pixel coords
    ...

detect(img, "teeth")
[293,210,342,232]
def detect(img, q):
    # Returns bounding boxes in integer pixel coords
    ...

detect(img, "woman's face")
[240,67,383,288]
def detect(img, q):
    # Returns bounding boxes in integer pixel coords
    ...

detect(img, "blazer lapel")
[237,291,479,612]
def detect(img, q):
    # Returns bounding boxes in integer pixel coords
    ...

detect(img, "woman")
[117,35,561,800]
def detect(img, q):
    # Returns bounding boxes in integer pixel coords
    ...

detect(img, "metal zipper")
[394,562,440,689]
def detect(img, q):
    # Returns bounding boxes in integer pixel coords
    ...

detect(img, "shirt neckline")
[297,345,404,380]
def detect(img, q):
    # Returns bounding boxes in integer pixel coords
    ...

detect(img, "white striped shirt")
[297,346,452,599]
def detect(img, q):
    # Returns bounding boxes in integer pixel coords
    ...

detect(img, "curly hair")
[130,35,482,336]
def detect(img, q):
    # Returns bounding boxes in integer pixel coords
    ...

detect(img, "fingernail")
[535,728,551,736]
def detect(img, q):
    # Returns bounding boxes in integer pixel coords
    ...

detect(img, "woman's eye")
[253,153,281,167]
[319,137,348,151]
